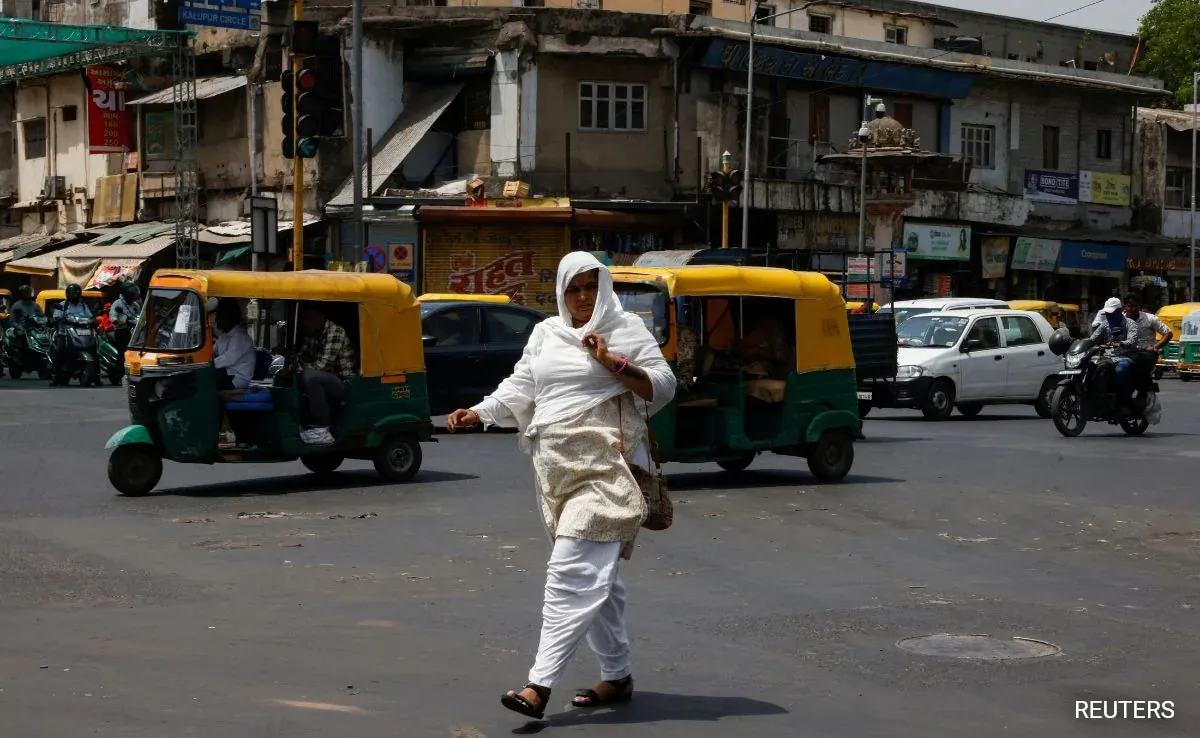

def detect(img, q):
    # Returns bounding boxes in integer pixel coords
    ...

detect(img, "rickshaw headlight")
[896,365,925,379]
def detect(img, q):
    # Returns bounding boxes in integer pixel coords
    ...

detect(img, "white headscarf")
[471,252,676,451]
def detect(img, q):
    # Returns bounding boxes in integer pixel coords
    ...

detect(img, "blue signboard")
[1023,169,1079,204]
[179,2,260,31]
[700,39,976,99]
[1058,241,1126,278]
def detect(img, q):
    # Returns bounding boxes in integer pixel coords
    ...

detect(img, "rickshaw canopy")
[148,269,424,377]
[418,293,512,304]
[1155,303,1200,335]
[611,265,854,374]
[37,288,105,313]
[1007,300,1060,312]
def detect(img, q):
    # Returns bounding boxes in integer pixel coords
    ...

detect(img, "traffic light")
[706,170,745,202]
[288,20,320,55]
[280,67,320,159]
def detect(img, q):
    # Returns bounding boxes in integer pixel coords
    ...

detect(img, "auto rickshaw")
[1007,300,1064,330]
[1153,303,1200,372]
[1175,310,1200,382]
[610,265,861,482]
[105,269,434,496]
[417,293,512,304]
[37,288,105,317]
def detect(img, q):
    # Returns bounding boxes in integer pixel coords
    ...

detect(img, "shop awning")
[0,20,193,84]
[127,75,247,106]
[197,215,323,245]
[327,84,464,207]
[82,258,146,289]
[58,236,175,287]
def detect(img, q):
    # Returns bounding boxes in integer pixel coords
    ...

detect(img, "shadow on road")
[666,470,903,493]
[512,691,788,732]
[154,469,477,498]
[869,413,1039,423]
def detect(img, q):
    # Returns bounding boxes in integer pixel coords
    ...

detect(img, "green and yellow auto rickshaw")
[610,265,862,482]
[1175,309,1200,382]
[105,269,434,496]
[1154,303,1200,372]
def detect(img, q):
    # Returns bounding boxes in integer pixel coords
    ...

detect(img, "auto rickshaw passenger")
[734,301,789,379]
[293,304,355,446]
[213,298,256,390]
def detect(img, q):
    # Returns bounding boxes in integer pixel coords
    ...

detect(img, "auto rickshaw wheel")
[857,400,871,419]
[1181,374,1193,383]
[108,444,163,497]
[36,366,50,380]
[717,453,756,473]
[8,367,21,380]
[373,434,422,483]
[807,430,854,483]
[301,454,344,476]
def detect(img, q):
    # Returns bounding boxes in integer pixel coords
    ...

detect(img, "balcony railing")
[764,138,838,182]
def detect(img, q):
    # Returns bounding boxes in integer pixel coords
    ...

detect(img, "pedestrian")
[446,251,675,721]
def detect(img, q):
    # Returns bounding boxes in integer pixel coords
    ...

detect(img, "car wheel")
[956,402,983,418]
[373,434,422,483]
[717,453,756,473]
[921,380,955,420]
[1034,380,1055,418]
[807,430,854,483]
[108,444,163,497]
[301,454,344,476]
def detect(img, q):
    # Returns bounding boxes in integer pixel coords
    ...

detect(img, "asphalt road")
[1,378,1199,737]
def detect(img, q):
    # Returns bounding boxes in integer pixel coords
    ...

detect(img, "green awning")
[0,20,193,83]
[215,246,251,266]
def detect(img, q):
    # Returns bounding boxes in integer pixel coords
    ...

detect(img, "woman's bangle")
[611,354,629,375]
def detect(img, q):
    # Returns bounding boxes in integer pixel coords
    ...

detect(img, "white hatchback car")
[883,297,1009,326]
[862,308,1063,419]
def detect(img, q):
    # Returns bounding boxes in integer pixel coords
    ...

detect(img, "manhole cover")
[896,634,1061,660]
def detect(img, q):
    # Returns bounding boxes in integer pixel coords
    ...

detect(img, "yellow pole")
[720,158,730,249]
[291,0,304,270]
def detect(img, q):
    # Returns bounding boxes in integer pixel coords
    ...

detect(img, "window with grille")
[1096,128,1113,160]
[1166,167,1190,209]
[808,14,832,33]
[579,82,647,132]
[960,124,994,169]
[22,119,46,160]
[885,26,907,45]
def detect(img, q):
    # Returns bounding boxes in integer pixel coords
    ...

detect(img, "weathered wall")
[362,37,405,146]
[0,87,16,200]
[15,75,117,203]
[534,54,674,199]
[197,94,250,192]
[949,89,1010,192]
[775,4,936,47]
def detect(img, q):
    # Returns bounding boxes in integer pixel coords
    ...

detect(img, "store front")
[1007,237,1061,300]
[418,206,572,313]
[899,222,973,298]
[1056,241,1127,313]
[1127,256,1197,307]
[571,209,684,267]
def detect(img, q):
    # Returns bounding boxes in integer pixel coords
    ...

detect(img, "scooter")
[50,314,101,387]
[97,332,125,386]
[3,317,53,380]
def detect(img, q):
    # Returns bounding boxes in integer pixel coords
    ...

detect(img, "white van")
[859,308,1062,419]
[884,297,1009,327]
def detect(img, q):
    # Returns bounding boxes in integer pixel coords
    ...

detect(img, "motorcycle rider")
[1123,296,1171,398]
[8,285,43,325]
[108,282,141,349]
[50,284,96,386]
[1089,296,1140,408]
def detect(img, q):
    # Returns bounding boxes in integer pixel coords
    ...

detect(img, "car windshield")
[891,307,936,325]
[897,314,969,348]
[614,284,669,345]
[128,288,204,352]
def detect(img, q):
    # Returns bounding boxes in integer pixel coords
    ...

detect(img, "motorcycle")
[1048,332,1160,437]
[97,331,125,386]
[50,314,101,387]
[3,317,53,380]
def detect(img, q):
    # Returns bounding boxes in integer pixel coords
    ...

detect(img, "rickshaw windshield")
[897,315,969,348]
[129,288,204,352]
[614,283,669,346]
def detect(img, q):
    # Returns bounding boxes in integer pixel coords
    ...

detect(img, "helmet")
[65,283,82,300]
[122,282,140,300]
[16,285,32,301]
[1047,327,1073,356]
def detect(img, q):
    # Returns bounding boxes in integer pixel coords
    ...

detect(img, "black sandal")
[501,683,551,719]
[571,675,634,708]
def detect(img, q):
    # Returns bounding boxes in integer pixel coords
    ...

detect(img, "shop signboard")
[1023,170,1079,204]
[1010,237,1061,272]
[980,236,1010,279]
[1079,171,1132,207]
[876,250,907,288]
[902,223,970,261]
[846,256,874,283]
[388,242,415,285]
[85,66,132,154]
[1057,241,1127,278]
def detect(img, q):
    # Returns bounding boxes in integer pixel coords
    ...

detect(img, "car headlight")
[1065,353,1082,369]
[896,365,926,379]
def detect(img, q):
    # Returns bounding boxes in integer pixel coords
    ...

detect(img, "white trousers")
[527,536,630,688]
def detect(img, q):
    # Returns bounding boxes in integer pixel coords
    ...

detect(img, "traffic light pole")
[721,156,731,249]
[291,0,305,270]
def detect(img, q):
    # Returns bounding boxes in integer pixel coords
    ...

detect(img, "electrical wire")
[1042,0,1111,25]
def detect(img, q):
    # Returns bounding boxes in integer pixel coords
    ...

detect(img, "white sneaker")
[301,427,334,445]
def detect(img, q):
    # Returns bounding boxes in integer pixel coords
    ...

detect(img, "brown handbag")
[618,397,673,531]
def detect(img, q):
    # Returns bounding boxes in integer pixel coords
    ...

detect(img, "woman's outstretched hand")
[582,332,612,368]
[447,409,480,433]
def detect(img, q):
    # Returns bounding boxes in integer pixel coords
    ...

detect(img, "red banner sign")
[85,66,132,154]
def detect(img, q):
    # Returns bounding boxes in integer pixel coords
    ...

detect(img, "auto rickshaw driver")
[279,302,356,446]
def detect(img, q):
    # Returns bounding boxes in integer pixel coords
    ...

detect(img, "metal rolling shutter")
[421,224,569,313]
